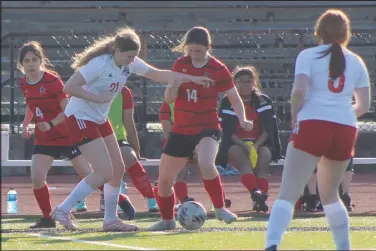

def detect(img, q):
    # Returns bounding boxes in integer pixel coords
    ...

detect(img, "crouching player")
[217,65,283,212]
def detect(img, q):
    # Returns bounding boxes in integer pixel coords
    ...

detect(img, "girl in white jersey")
[51,27,213,231]
[265,9,371,250]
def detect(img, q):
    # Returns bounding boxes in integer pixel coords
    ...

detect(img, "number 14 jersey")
[171,56,235,135]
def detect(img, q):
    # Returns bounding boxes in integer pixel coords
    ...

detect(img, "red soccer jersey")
[171,56,235,135]
[19,71,71,146]
[159,101,171,121]
[122,86,134,110]
[234,102,262,140]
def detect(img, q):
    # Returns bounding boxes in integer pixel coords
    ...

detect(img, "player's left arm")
[130,57,213,87]
[122,88,141,159]
[291,51,310,125]
[37,78,69,132]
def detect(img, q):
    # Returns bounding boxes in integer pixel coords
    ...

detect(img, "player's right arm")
[164,60,183,104]
[63,56,112,103]
[22,106,34,139]
[159,102,172,140]
[353,57,371,118]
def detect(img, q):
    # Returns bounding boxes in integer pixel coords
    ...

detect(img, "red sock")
[158,194,175,220]
[174,181,188,204]
[203,176,225,208]
[241,173,259,192]
[257,178,269,193]
[127,162,154,198]
[98,185,104,191]
[33,184,52,219]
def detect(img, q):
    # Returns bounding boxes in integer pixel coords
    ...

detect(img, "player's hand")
[239,119,253,131]
[22,125,31,139]
[97,93,113,103]
[191,76,214,88]
[37,122,51,132]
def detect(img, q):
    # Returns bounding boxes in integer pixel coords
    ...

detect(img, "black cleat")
[182,197,195,203]
[251,189,269,212]
[265,245,277,251]
[225,198,232,208]
[118,199,136,220]
[341,193,354,212]
[30,217,56,229]
[302,194,319,212]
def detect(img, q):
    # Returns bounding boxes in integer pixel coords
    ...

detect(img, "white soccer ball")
[177,201,207,230]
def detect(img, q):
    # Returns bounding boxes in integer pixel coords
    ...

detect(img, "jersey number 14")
[186,89,198,103]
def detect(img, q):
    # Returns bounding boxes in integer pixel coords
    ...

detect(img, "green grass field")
[2,216,376,250]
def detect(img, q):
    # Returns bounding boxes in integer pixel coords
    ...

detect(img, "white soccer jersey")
[295,44,370,127]
[65,54,150,124]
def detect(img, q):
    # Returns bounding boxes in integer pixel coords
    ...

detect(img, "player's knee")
[157,178,174,197]
[121,146,138,168]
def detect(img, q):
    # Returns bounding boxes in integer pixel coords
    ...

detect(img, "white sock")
[265,199,294,248]
[59,179,95,212]
[323,201,350,250]
[103,183,120,223]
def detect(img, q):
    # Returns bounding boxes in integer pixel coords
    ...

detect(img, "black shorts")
[117,139,130,148]
[32,145,81,160]
[163,129,221,158]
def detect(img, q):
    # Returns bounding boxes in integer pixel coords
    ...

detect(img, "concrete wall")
[2,131,376,177]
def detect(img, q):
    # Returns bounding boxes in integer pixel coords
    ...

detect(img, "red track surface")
[2,172,375,217]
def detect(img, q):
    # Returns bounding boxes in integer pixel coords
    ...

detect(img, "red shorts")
[65,115,114,145]
[290,119,357,161]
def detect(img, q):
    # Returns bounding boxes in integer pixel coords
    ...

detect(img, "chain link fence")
[1,29,375,133]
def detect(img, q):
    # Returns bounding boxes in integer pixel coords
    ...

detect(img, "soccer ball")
[177,201,207,230]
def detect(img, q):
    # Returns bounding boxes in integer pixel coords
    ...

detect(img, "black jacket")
[216,92,284,165]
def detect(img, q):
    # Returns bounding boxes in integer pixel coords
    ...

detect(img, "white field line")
[27,233,155,250]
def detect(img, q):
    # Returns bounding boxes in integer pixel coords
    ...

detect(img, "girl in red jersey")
[50,27,212,231]
[18,41,92,229]
[265,10,371,251]
[218,65,283,213]
[149,26,253,231]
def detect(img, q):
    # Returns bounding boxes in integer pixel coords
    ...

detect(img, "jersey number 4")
[35,107,44,118]
[328,74,345,93]
[186,89,198,103]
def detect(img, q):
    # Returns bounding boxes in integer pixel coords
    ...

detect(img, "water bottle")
[117,181,127,212]
[7,188,18,214]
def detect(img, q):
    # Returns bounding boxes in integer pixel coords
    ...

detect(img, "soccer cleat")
[341,193,354,212]
[118,198,136,220]
[147,198,159,213]
[103,218,139,232]
[214,208,237,224]
[29,217,56,229]
[75,199,88,213]
[302,194,319,212]
[149,219,177,231]
[251,189,269,212]
[225,198,232,208]
[51,207,78,230]
[265,245,277,251]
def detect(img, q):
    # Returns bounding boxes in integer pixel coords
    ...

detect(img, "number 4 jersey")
[171,56,235,135]
[294,45,370,128]
[65,54,150,124]
[19,71,71,146]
